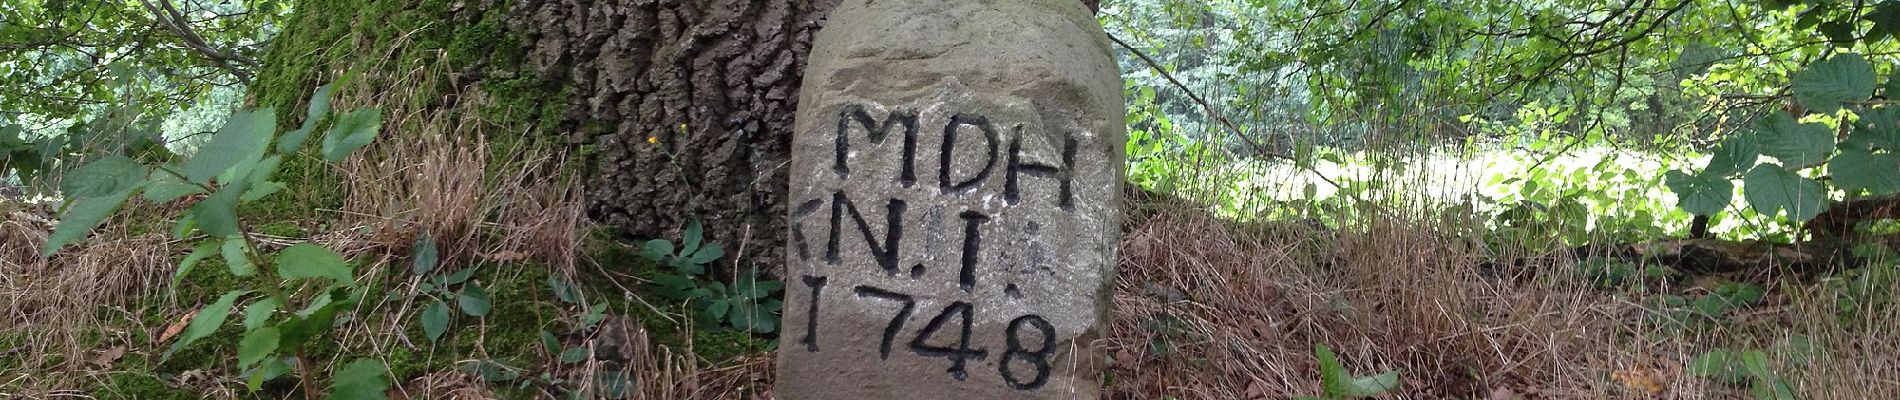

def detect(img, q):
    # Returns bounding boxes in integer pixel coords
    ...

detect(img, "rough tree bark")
[510,0,834,269]
[506,0,1100,269]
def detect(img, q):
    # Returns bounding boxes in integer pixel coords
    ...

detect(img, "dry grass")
[1104,192,1900,399]
[0,204,178,394]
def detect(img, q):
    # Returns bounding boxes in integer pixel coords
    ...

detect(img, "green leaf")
[1314,344,1348,393]
[181,108,275,184]
[143,170,205,203]
[1849,106,1900,150]
[559,347,588,364]
[164,290,247,361]
[1791,53,1875,113]
[243,297,280,329]
[278,84,334,153]
[1743,166,1829,222]
[240,181,285,202]
[1740,349,1774,380]
[708,299,731,320]
[247,356,291,391]
[237,326,280,369]
[1704,135,1760,177]
[640,239,673,261]
[412,235,439,275]
[458,359,521,382]
[190,179,249,237]
[1345,371,1402,397]
[689,243,724,264]
[173,239,220,292]
[1755,113,1836,169]
[548,274,579,304]
[171,216,197,240]
[458,284,492,317]
[441,267,476,285]
[42,185,140,257]
[539,330,560,352]
[1831,148,1900,195]
[320,109,383,161]
[422,301,450,342]
[682,220,704,257]
[328,358,390,400]
[276,243,353,284]
[60,155,145,198]
[223,237,256,277]
[583,303,607,326]
[1665,170,1733,216]
[1688,349,1741,381]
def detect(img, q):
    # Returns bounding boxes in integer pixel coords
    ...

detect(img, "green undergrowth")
[61,227,775,398]
[584,233,776,364]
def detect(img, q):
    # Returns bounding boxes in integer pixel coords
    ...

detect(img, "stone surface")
[775,0,1125,398]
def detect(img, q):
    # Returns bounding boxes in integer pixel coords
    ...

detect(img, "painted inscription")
[790,104,1081,391]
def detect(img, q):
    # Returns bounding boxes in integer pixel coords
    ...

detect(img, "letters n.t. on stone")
[776,0,1125,398]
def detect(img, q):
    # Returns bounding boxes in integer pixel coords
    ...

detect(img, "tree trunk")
[259,0,1100,270]
[509,0,837,269]
[510,0,1099,269]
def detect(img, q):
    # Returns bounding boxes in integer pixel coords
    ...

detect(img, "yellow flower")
[646,136,659,145]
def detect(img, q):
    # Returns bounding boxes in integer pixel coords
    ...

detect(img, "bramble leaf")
[320,109,382,161]
[276,243,353,284]
[43,185,141,256]
[164,290,247,361]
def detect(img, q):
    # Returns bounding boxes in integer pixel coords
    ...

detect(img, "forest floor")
[6,186,1899,399]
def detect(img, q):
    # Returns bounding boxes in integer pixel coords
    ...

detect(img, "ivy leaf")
[164,290,248,361]
[1665,170,1734,216]
[223,237,256,277]
[276,243,353,284]
[60,155,145,198]
[1754,113,1835,169]
[320,109,382,161]
[328,358,389,400]
[1791,53,1875,114]
[181,108,275,184]
[237,326,280,370]
[458,284,492,317]
[422,301,450,342]
[277,83,334,153]
[1743,166,1829,222]
[1829,148,1900,195]
[41,185,140,256]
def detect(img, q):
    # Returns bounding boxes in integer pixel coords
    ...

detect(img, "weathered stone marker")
[777,0,1124,398]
